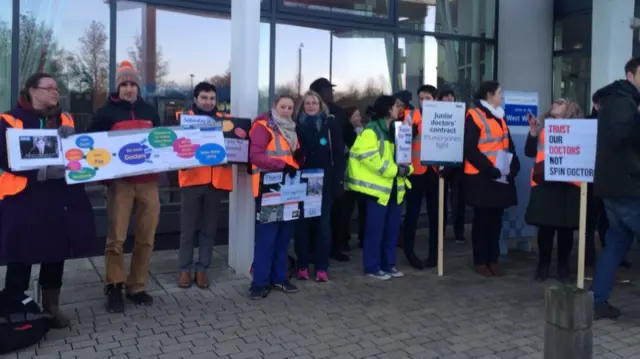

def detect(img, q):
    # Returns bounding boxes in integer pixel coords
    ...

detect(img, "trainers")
[316,270,329,282]
[367,270,391,281]
[594,301,621,320]
[105,283,125,313]
[297,268,310,280]
[272,281,299,293]
[126,291,153,306]
[385,267,404,278]
[249,286,270,300]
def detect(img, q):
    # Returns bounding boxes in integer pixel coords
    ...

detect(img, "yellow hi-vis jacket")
[346,119,413,206]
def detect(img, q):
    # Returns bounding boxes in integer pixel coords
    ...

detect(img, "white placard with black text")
[420,101,465,165]
[544,119,597,183]
[394,122,412,165]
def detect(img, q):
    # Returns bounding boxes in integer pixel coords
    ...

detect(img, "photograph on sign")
[6,128,62,171]
[543,119,597,183]
[394,122,412,165]
[420,101,465,166]
[256,168,324,223]
[180,114,250,164]
[503,91,539,127]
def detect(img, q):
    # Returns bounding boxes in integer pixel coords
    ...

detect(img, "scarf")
[480,99,505,119]
[297,111,325,132]
[271,109,298,152]
[18,91,62,129]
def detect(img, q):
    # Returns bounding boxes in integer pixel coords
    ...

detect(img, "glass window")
[0,1,11,111]
[552,54,591,112]
[282,0,389,18]
[553,13,591,51]
[398,35,494,104]
[398,0,496,38]
[117,1,271,205]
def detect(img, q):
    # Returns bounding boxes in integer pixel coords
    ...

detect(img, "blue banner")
[503,91,539,127]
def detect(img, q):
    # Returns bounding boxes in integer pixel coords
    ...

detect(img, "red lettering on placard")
[549,125,571,134]
[548,146,581,155]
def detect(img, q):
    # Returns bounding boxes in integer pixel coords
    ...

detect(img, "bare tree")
[209,69,231,88]
[127,34,169,85]
[69,20,108,104]
[16,13,64,89]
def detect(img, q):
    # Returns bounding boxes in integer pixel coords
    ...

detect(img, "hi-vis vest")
[347,120,412,206]
[463,108,510,175]
[403,109,436,175]
[531,128,580,188]
[249,118,299,198]
[0,112,74,199]
[176,110,233,191]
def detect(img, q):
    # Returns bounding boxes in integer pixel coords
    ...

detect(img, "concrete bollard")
[544,285,593,359]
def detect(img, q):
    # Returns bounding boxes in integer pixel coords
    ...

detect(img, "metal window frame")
[10,0,19,106]
[275,0,395,26]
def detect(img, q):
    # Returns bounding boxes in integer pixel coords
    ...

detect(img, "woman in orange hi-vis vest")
[0,73,95,329]
[463,81,520,277]
[248,95,304,300]
[524,98,584,282]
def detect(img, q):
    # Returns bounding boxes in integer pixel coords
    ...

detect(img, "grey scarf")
[271,109,298,152]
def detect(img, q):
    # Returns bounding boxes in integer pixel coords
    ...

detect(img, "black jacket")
[87,94,160,132]
[594,80,640,198]
[462,101,520,209]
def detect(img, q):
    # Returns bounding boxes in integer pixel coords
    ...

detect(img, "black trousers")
[537,226,573,266]
[585,195,609,266]
[446,175,466,239]
[331,190,366,251]
[471,208,504,265]
[4,262,65,295]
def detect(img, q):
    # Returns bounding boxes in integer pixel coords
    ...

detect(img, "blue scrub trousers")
[251,221,294,290]
[363,182,403,274]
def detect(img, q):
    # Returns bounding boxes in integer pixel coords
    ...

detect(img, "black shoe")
[557,265,570,283]
[424,257,437,268]
[406,253,425,270]
[455,234,466,244]
[594,301,621,320]
[342,241,352,252]
[105,283,125,313]
[331,251,351,262]
[272,281,299,293]
[126,291,153,306]
[249,286,270,300]
[621,260,632,269]
[534,265,549,282]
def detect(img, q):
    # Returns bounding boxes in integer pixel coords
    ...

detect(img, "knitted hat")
[116,60,141,89]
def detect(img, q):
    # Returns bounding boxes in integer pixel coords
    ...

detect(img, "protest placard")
[420,101,465,166]
[180,114,250,164]
[6,129,62,170]
[394,122,412,165]
[61,126,227,184]
[257,169,324,223]
[544,119,597,183]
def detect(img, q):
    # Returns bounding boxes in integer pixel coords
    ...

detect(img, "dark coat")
[0,103,96,265]
[593,80,640,198]
[523,133,580,228]
[462,101,520,209]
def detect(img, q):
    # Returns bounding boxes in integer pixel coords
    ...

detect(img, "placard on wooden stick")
[544,118,597,289]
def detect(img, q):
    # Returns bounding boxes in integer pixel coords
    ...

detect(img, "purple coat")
[0,104,96,265]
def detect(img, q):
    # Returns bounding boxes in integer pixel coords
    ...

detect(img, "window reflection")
[553,54,590,112]
[398,0,495,38]
[0,1,12,111]
[283,0,389,18]
[553,14,591,51]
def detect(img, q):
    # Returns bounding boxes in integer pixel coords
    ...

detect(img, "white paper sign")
[544,119,597,183]
[6,128,63,171]
[394,122,412,165]
[420,101,465,165]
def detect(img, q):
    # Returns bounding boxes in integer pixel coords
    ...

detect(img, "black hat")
[310,78,335,93]
[393,90,413,109]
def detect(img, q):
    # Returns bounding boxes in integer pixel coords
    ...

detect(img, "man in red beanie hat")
[88,60,161,313]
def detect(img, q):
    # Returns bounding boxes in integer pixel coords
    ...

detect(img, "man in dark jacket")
[591,57,640,319]
[88,60,161,314]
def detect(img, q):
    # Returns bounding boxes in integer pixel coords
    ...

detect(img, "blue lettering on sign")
[504,104,538,127]
[195,143,226,165]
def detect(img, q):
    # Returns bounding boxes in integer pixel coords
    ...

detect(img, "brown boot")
[475,265,493,277]
[178,272,192,288]
[41,289,70,329]
[488,263,504,277]
[195,272,210,289]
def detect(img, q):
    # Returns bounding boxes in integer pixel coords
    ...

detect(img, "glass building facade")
[0,0,496,238]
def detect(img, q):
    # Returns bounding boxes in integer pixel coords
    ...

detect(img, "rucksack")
[0,291,51,354]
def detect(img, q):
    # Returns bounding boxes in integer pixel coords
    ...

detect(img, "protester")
[399,85,441,270]
[249,95,304,299]
[175,82,232,289]
[347,95,412,280]
[591,57,640,319]
[310,78,350,262]
[524,98,583,282]
[293,90,345,282]
[0,73,95,328]
[463,81,520,277]
[87,61,161,313]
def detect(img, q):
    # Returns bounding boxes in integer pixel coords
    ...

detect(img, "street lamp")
[297,43,304,96]
[190,74,194,88]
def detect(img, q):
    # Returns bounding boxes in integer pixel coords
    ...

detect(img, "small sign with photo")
[6,128,63,171]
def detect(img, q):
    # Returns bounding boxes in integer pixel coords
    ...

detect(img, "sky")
[4,0,482,97]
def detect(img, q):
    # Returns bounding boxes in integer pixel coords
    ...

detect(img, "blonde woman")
[524,98,584,282]
[293,91,345,282]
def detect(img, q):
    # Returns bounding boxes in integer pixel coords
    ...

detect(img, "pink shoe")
[297,268,310,280]
[316,270,329,282]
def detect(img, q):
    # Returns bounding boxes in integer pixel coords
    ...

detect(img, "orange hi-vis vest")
[0,112,74,199]
[531,128,580,187]
[249,118,299,198]
[463,108,510,175]
[176,110,233,191]
[403,108,437,175]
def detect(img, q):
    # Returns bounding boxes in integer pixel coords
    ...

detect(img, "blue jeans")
[294,190,332,271]
[591,198,640,305]
[251,221,294,290]
[363,183,402,274]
